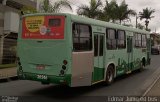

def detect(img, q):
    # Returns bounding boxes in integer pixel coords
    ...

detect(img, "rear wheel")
[105,65,114,85]
[139,60,145,72]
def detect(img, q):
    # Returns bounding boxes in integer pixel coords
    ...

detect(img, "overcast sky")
[53,0,160,33]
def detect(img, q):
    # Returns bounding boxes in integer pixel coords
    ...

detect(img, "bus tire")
[105,65,114,85]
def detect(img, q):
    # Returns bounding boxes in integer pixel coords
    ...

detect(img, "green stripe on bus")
[92,67,104,83]
[21,73,71,86]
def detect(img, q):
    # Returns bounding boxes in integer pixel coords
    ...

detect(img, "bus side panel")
[71,52,94,87]
[132,35,147,70]
[146,35,151,65]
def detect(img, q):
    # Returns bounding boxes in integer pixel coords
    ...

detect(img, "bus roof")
[22,13,150,35]
[70,14,150,34]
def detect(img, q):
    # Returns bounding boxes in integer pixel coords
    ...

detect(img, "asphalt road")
[0,55,160,102]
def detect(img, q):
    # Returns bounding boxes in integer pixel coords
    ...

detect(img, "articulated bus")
[17,13,151,87]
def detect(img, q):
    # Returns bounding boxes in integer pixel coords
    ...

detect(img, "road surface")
[0,55,160,102]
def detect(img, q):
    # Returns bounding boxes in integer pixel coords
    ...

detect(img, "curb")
[0,67,17,80]
[0,75,18,82]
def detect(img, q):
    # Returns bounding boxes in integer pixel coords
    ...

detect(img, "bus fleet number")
[37,75,47,80]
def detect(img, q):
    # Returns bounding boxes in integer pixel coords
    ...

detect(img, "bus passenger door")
[93,34,105,83]
[127,36,133,72]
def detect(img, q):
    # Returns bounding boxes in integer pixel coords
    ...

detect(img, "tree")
[139,7,155,30]
[21,6,37,15]
[117,0,136,24]
[103,0,118,22]
[77,0,102,19]
[103,0,136,24]
[40,0,72,13]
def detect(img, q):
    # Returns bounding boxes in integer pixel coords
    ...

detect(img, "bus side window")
[142,34,147,48]
[117,30,126,49]
[99,35,104,56]
[72,24,79,37]
[106,28,117,50]
[134,33,142,48]
[72,23,92,52]
[94,35,98,56]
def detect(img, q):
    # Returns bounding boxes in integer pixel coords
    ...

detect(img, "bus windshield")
[22,15,65,39]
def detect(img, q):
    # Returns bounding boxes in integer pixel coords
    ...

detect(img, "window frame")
[117,30,126,49]
[134,33,142,48]
[141,34,147,48]
[72,23,92,52]
[99,35,104,56]
[106,28,117,50]
[94,35,98,57]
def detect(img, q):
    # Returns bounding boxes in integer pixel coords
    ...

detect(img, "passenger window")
[94,35,98,56]
[106,29,116,50]
[99,36,104,56]
[135,33,142,48]
[117,30,126,49]
[72,23,92,51]
[142,34,146,47]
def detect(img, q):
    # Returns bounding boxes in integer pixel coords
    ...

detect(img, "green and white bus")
[17,13,151,87]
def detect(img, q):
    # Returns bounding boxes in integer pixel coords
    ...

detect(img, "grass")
[0,64,17,69]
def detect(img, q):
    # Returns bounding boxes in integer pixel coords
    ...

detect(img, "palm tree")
[103,0,136,24]
[103,0,118,22]
[117,0,136,24]
[21,6,37,15]
[77,0,102,19]
[40,0,72,13]
[139,7,155,30]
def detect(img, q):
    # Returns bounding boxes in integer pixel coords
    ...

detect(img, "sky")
[53,0,160,33]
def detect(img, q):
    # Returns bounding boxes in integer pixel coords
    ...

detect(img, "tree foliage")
[117,0,136,24]
[102,0,136,24]
[139,7,155,29]
[77,0,102,19]
[103,0,118,22]
[21,6,37,15]
[40,0,72,13]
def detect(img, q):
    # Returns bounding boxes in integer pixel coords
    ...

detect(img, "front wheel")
[105,65,114,85]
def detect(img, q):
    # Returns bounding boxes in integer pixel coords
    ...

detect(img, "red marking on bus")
[22,16,65,39]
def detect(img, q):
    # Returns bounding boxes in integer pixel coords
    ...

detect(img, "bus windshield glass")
[22,16,65,39]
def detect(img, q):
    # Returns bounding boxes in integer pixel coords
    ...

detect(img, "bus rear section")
[17,14,72,86]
